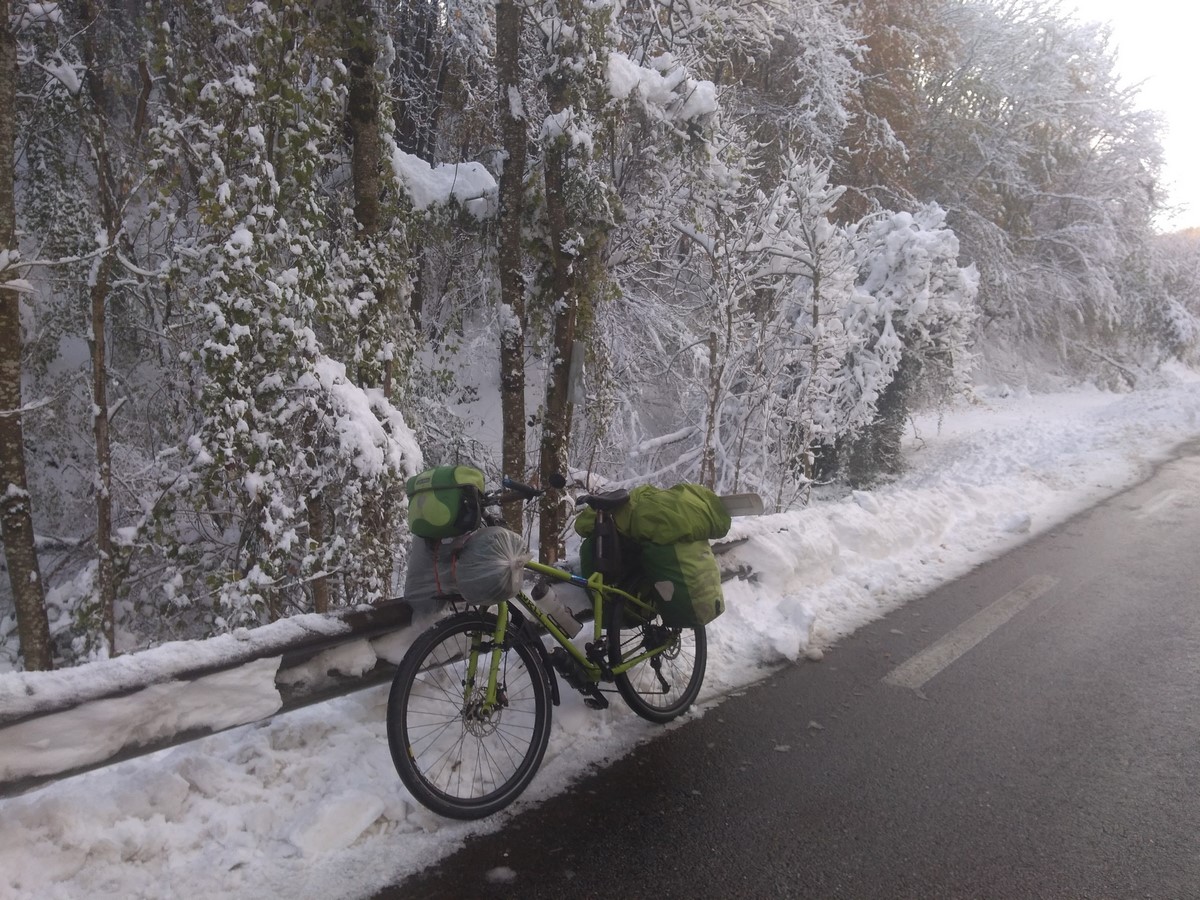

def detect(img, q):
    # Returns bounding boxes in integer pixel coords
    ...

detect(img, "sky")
[1070,0,1200,232]
[3,366,1200,898]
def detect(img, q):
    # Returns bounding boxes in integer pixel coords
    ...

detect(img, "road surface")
[380,442,1200,899]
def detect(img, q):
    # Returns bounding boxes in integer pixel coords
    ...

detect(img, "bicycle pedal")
[584,695,609,710]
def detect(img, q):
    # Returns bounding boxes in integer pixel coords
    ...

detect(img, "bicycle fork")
[463,603,511,716]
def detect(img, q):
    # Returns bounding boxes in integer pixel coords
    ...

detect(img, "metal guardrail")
[0,598,415,799]
[0,541,757,799]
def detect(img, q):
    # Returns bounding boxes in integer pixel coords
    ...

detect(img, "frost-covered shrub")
[583,154,978,503]
[829,205,978,485]
[1143,232,1200,366]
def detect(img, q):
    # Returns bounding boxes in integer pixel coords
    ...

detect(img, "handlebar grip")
[502,476,543,499]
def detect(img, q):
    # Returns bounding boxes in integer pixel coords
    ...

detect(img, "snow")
[388,149,497,218]
[13,2,63,29]
[607,52,718,123]
[3,375,1200,898]
[506,85,524,121]
[0,658,282,782]
[224,227,253,256]
[0,615,349,722]
[1,278,36,294]
[312,357,424,479]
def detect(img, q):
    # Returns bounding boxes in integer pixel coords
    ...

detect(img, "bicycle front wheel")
[608,601,706,724]
[386,610,552,820]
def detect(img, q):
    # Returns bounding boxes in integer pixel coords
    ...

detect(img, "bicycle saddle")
[577,489,630,511]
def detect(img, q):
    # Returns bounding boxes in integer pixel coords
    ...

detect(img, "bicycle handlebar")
[502,476,543,500]
[482,476,549,510]
[484,473,625,512]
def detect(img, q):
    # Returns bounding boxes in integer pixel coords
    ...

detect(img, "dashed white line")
[883,574,1060,691]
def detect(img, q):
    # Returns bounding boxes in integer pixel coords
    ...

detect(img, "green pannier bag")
[639,541,725,627]
[576,483,729,627]
[578,533,653,624]
[574,483,731,543]
[405,466,485,539]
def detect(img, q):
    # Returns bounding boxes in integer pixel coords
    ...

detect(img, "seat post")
[593,508,623,579]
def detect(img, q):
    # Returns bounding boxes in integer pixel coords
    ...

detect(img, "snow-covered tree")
[7,0,172,660]
[138,0,423,629]
[885,0,1164,382]
[0,0,1180,670]
[1,1,52,669]
[1137,230,1200,367]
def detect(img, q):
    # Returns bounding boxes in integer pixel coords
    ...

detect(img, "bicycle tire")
[387,610,552,820]
[608,601,706,723]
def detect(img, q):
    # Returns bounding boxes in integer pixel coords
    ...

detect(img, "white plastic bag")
[404,527,531,608]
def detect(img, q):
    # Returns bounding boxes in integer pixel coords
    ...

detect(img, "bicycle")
[385,477,708,820]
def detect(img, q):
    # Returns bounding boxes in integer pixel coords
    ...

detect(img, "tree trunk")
[536,133,577,564]
[346,0,384,387]
[699,331,721,488]
[81,0,118,653]
[497,0,527,532]
[392,0,441,329]
[87,253,116,650]
[393,0,439,160]
[345,0,395,603]
[0,22,53,670]
[306,493,329,614]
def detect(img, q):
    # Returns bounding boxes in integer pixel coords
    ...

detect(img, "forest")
[2,0,1199,672]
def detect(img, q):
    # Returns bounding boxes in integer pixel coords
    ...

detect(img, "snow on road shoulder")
[3,379,1200,899]
[711,378,1200,690]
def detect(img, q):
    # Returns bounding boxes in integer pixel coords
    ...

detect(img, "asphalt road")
[378,441,1200,900]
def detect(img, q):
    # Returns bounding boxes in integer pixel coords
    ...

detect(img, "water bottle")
[531,580,584,638]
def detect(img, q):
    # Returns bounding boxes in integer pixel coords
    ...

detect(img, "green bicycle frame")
[472,559,674,712]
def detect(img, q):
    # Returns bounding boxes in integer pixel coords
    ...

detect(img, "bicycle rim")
[387,611,551,819]
[609,602,706,723]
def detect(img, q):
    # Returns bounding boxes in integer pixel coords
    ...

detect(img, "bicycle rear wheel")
[608,601,706,724]
[387,610,551,820]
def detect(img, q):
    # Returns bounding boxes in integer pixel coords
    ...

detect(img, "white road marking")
[883,574,1060,691]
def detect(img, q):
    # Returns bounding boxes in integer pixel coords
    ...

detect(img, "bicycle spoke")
[609,604,706,723]
[389,613,551,813]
